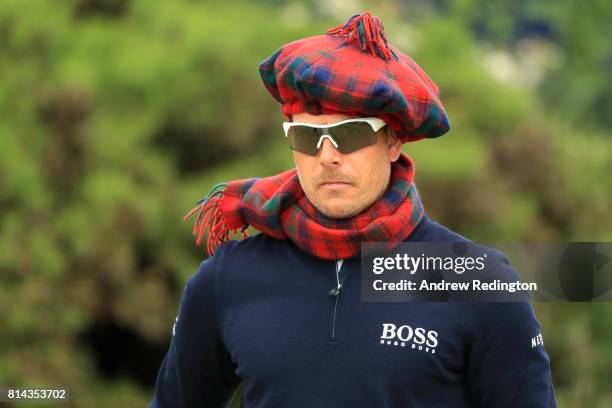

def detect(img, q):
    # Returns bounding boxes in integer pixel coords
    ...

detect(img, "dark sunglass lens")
[329,122,379,154]
[288,126,321,155]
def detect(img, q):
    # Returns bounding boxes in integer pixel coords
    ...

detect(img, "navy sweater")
[150,213,556,407]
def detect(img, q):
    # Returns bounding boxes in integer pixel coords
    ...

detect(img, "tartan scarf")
[184,152,424,260]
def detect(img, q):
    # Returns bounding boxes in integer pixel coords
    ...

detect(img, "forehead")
[291,112,358,125]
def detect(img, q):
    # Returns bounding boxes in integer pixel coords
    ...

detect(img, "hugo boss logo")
[379,323,438,354]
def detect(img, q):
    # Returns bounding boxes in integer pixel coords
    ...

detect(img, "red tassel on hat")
[326,10,398,61]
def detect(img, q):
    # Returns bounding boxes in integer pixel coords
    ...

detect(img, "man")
[150,11,556,407]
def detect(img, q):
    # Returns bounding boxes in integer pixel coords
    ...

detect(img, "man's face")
[291,112,402,219]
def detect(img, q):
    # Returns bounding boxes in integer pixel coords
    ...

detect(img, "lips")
[319,181,351,188]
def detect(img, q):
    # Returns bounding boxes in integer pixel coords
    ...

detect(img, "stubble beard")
[310,166,391,220]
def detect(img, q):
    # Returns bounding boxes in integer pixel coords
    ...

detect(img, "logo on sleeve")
[531,332,544,348]
[379,323,438,354]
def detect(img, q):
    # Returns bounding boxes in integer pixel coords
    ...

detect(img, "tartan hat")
[258,10,451,143]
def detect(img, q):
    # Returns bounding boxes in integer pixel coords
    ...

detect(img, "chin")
[317,200,365,219]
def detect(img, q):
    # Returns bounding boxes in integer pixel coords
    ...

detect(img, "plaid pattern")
[185,153,424,260]
[258,10,451,143]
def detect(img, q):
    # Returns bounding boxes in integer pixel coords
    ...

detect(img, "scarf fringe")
[184,183,250,256]
[326,10,398,61]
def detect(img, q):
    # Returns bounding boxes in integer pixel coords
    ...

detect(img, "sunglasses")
[283,117,387,156]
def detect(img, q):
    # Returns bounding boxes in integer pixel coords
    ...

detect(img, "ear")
[387,133,402,162]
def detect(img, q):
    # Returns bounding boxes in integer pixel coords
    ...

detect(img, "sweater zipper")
[327,259,348,342]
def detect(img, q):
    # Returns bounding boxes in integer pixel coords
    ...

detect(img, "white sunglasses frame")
[282,117,387,151]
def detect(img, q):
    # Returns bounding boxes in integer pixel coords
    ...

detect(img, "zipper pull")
[329,259,344,296]
[328,283,342,296]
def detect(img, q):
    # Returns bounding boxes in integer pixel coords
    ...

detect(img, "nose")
[317,136,342,165]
